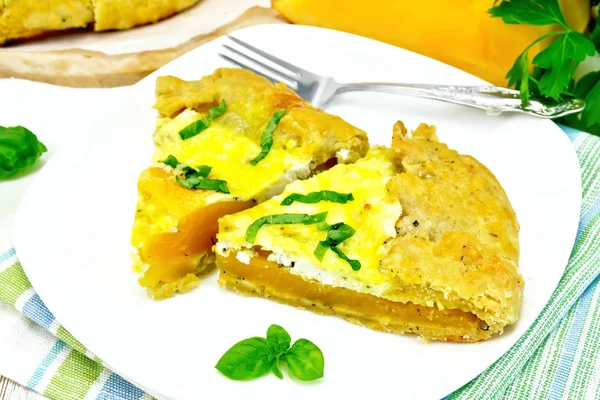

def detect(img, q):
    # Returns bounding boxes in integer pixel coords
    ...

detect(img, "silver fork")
[219,35,584,119]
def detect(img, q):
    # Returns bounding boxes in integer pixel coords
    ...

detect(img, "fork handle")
[335,83,525,116]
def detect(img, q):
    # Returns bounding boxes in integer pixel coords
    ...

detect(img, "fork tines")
[219,35,305,89]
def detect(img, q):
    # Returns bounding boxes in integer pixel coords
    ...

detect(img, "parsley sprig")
[490,0,595,102]
[215,324,324,381]
[490,0,600,135]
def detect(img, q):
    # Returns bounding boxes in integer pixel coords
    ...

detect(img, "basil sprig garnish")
[215,324,324,381]
[314,222,361,271]
[250,109,286,166]
[178,100,227,140]
[245,212,328,243]
[0,125,47,180]
[281,190,354,206]
[161,155,229,194]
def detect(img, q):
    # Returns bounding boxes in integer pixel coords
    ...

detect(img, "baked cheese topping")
[152,109,312,202]
[217,147,403,294]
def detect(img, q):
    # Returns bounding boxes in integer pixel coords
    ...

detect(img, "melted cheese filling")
[152,109,312,203]
[217,148,402,296]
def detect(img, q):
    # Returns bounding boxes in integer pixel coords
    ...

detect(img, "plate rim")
[12,23,582,400]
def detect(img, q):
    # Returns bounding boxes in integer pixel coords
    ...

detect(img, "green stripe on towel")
[0,262,32,305]
[43,349,104,400]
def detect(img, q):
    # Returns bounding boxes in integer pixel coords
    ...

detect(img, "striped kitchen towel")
[0,127,599,400]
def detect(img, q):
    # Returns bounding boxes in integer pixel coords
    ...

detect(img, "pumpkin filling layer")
[217,252,493,342]
[216,123,523,342]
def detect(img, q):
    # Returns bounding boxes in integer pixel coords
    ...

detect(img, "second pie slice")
[131,68,368,299]
[216,122,524,342]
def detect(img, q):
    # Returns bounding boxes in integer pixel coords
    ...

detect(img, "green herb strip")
[215,324,324,381]
[330,247,361,271]
[280,190,354,206]
[0,125,47,180]
[313,222,361,271]
[250,109,286,166]
[245,212,327,243]
[161,155,229,194]
[178,100,227,140]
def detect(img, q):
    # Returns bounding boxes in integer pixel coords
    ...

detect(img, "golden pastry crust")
[381,122,523,331]
[154,68,370,166]
[216,122,523,342]
[0,0,201,44]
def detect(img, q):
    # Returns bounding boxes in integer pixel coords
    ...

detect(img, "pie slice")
[216,122,523,342]
[131,68,368,299]
[0,0,201,44]
[93,0,200,31]
[0,0,94,44]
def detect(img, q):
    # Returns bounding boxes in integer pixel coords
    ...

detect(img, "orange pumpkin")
[273,0,591,86]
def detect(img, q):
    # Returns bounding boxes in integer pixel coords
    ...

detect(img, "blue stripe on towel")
[22,294,55,329]
[27,340,66,390]
[97,373,145,400]
[547,277,597,400]
[0,248,16,264]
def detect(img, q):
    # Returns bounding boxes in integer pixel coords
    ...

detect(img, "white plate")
[13,25,581,400]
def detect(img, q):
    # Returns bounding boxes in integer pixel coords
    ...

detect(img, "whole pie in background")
[0,0,202,44]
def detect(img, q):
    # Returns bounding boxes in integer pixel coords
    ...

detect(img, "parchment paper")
[0,1,285,87]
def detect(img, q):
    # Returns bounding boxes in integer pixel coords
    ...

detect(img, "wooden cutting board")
[0,1,286,88]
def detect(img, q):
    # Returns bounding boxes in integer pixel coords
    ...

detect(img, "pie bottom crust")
[217,254,494,342]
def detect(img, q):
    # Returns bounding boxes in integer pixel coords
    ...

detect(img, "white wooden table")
[0,377,46,400]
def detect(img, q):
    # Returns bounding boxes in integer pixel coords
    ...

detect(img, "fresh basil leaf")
[317,222,332,231]
[179,118,211,140]
[215,337,273,381]
[194,178,230,194]
[313,241,329,261]
[245,212,328,243]
[172,161,229,194]
[195,165,212,178]
[271,361,284,380]
[266,324,292,354]
[175,175,194,189]
[488,0,567,27]
[281,190,354,206]
[330,246,361,271]
[323,223,356,247]
[0,126,47,180]
[282,339,324,381]
[208,99,227,119]
[179,100,227,140]
[312,222,359,270]
[161,155,180,169]
[533,31,596,99]
[250,109,286,165]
